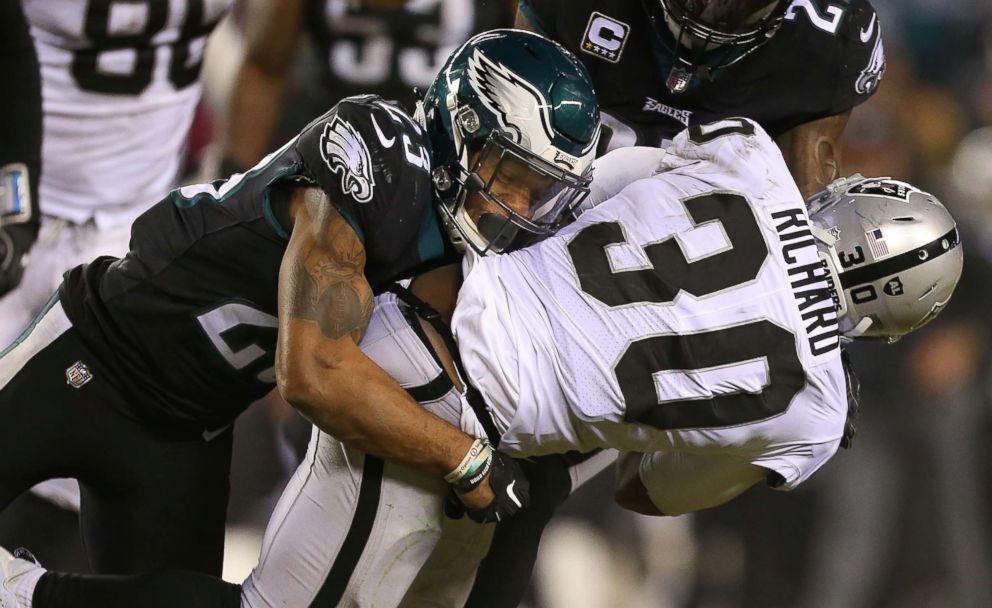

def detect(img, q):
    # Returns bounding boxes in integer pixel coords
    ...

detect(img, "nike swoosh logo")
[506,480,522,508]
[860,13,877,43]
[202,425,232,442]
[370,114,395,148]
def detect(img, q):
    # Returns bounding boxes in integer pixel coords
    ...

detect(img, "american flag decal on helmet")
[866,228,889,259]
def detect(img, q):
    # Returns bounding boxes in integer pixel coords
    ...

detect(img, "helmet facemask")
[436,127,593,255]
[655,0,788,92]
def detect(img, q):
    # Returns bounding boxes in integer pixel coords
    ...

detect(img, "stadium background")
[5,1,992,606]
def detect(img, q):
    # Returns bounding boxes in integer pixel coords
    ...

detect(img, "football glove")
[453,450,531,524]
[0,224,33,297]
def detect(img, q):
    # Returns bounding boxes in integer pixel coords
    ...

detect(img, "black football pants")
[0,298,233,576]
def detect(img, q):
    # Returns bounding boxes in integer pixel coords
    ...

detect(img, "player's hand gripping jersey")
[454,118,847,490]
[59,96,451,431]
[519,0,885,149]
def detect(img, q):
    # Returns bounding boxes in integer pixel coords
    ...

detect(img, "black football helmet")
[649,0,790,93]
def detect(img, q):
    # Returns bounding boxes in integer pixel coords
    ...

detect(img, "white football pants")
[240,291,620,607]
[0,216,131,347]
[241,293,494,608]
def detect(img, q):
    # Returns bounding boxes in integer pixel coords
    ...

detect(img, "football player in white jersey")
[0,0,233,346]
[0,118,963,608]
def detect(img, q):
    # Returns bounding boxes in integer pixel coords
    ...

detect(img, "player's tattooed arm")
[283,187,374,342]
[276,187,496,507]
[776,111,851,200]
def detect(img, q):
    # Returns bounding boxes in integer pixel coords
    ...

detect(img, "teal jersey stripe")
[417,204,445,262]
[262,196,290,240]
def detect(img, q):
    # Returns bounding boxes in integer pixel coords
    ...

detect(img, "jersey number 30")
[567,191,805,430]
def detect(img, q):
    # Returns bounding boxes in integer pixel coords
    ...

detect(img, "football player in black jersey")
[0,28,599,593]
[515,0,886,198]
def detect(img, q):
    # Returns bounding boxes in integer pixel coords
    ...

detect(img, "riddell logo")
[554,150,578,169]
[580,12,630,64]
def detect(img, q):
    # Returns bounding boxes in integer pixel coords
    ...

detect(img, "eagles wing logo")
[319,116,375,203]
[465,50,556,146]
[855,23,886,95]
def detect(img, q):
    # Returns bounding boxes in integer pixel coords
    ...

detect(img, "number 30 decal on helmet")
[419,29,601,255]
[808,174,964,342]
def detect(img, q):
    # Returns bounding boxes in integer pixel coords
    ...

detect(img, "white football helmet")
[808,175,963,342]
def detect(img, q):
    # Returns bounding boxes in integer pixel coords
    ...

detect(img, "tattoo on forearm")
[286,189,374,340]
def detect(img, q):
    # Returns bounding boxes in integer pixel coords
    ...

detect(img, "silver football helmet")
[807,175,963,342]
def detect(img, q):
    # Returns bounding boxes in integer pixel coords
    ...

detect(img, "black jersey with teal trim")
[519,0,885,149]
[59,95,452,430]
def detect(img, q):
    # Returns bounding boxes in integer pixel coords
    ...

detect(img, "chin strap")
[844,317,875,340]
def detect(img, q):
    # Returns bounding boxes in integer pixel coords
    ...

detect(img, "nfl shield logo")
[66,361,93,389]
[666,66,692,93]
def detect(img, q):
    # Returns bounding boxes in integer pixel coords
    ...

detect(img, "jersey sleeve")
[638,451,767,516]
[750,438,842,491]
[583,146,667,210]
[825,0,886,115]
[294,96,443,285]
[661,117,801,204]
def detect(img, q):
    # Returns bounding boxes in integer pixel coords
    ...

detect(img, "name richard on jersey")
[772,207,840,357]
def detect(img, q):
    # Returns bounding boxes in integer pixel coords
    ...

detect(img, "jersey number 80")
[71,0,223,95]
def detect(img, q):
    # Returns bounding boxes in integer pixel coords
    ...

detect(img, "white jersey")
[454,119,848,490]
[24,0,231,227]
